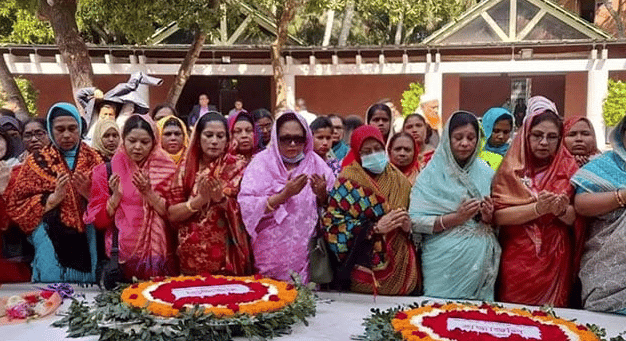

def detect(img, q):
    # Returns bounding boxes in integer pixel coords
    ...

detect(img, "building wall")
[295,74,423,117]
[564,72,588,118]
[456,74,566,117]
[442,74,461,123]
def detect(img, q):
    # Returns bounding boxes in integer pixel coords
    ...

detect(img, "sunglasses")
[278,135,306,146]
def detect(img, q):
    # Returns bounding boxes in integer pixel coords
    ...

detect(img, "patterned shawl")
[5,103,103,272]
[156,115,189,165]
[169,114,252,275]
[325,125,418,295]
[570,115,626,312]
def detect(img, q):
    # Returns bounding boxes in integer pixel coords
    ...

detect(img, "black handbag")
[99,162,123,290]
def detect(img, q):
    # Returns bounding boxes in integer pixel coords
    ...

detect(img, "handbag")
[308,215,334,284]
[99,162,123,290]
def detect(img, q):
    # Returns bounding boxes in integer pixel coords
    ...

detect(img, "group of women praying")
[0,93,625,316]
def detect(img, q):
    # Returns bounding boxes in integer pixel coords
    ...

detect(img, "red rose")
[532,310,548,317]
[129,294,138,300]
[412,330,428,337]
[268,295,280,302]
[285,284,294,291]
[254,274,263,280]
[24,294,39,304]
[395,311,408,320]
[40,291,54,299]
[227,304,239,312]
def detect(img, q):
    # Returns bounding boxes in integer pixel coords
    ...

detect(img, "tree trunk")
[603,1,626,38]
[394,15,403,45]
[338,0,355,46]
[0,56,29,121]
[272,0,301,110]
[322,10,334,46]
[166,28,207,106]
[38,0,94,108]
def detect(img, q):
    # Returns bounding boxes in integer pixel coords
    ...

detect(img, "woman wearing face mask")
[85,114,178,280]
[238,111,335,283]
[492,108,583,307]
[169,113,253,276]
[91,118,121,162]
[324,125,420,295]
[409,111,499,301]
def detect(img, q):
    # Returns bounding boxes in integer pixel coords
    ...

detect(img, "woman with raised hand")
[5,103,103,283]
[563,116,600,167]
[85,114,178,279]
[571,115,626,313]
[238,111,335,283]
[157,115,189,165]
[409,111,499,300]
[492,108,582,307]
[168,113,253,276]
[325,125,419,295]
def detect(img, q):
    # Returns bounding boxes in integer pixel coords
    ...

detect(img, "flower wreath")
[355,302,615,341]
[53,274,316,341]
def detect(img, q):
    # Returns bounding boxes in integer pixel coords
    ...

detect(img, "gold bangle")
[439,215,447,231]
[533,202,542,216]
[266,199,275,212]
[186,200,199,213]
[615,190,626,207]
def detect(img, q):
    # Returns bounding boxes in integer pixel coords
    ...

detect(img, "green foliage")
[400,81,425,117]
[603,79,626,127]
[0,0,54,44]
[53,280,317,341]
[0,76,38,115]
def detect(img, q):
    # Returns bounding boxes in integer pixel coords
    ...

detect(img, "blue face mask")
[281,152,305,164]
[361,151,389,174]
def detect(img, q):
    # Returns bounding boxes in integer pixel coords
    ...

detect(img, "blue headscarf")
[46,102,82,169]
[481,107,513,156]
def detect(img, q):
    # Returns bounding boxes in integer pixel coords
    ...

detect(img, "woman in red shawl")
[563,117,600,167]
[387,132,420,185]
[492,109,583,307]
[168,113,253,275]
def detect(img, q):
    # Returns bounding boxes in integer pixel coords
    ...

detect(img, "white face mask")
[361,151,389,174]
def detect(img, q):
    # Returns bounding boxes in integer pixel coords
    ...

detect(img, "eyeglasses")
[278,135,306,146]
[23,130,47,140]
[529,132,560,144]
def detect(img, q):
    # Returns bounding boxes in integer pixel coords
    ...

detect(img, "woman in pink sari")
[238,111,335,282]
[86,114,178,279]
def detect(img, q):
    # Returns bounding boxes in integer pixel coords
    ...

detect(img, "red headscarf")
[563,116,600,166]
[387,132,420,179]
[341,125,385,167]
[227,110,259,157]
